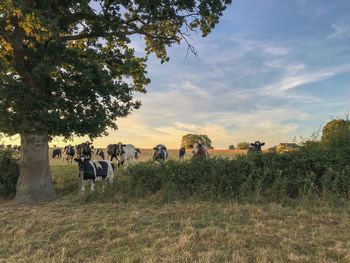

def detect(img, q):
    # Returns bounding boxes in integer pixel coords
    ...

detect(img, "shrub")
[237,142,250,150]
[118,145,350,203]
[0,150,20,198]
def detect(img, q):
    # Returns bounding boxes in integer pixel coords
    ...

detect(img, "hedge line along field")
[1,148,350,262]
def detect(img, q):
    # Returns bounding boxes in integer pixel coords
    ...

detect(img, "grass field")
[1,149,350,262]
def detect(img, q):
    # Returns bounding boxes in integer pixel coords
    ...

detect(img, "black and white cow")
[64,145,75,164]
[116,144,141,167]
[152,144,168,162]
[95,148,105,160]
[75,142,93,158]
[52,148,62,159]
[247,141,265,155]
[74,156,114,192]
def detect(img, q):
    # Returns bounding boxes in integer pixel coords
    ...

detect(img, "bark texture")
[15,132,56,204]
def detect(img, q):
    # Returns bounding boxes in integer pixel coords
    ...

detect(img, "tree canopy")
[321,119,350,148]
[0,0,231,139]
[181,134,213,149]
[236,142,249,150]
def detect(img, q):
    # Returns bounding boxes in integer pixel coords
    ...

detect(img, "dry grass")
[2,149,350,262]
[1,200,350,262]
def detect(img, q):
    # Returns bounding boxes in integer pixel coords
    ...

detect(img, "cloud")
[327,24,350,39]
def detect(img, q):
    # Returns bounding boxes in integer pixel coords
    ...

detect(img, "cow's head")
[135,148,141,159]
[250,141,265,152]
[74,156,90,171]
[192,142,207,157]
[153,144,167,160]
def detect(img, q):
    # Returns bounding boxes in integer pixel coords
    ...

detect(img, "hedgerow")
[120,144,350,202]
[0,150,20,198]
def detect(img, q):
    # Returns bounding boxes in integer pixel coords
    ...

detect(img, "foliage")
[0,0,232,139]
[321,119,350,149]
[237,142,250,150]
[181,134,213,149]
[228,144,235,150]
[0,149,20,198]
[117,144,350,202]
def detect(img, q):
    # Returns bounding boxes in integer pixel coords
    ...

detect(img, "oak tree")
[0,0,231,203]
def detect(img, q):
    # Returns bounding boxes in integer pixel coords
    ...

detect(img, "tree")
[228,145,235,150]
[0,0,231,203]
[237,142,250,150]
[181,134,213,149]
[321,119,350,148]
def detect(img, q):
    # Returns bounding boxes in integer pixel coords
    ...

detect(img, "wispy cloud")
[327,24,350,39]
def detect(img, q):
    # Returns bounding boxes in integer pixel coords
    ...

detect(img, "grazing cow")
[74,156,114,192]
[64,145,75,164]
[52,148,62,159]
[190,142,209,158]
[116,144,141,167]
[248,141,265,154]
[152,144,168,162]
[76,142,93,158]
[179,147,186,160]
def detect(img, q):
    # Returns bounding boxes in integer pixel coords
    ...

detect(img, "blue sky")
[4,0,350,149]
[101,0,350,149]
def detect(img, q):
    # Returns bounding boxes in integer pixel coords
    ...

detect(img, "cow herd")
[50,140,265,192]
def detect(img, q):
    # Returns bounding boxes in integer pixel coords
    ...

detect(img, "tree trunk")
[15,132,56,204]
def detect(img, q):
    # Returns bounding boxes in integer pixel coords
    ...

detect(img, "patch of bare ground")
[1,200,350,262]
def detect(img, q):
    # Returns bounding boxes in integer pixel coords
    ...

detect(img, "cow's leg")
[91,181,95,191]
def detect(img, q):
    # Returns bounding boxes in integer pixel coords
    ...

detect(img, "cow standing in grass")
[107,144,120,161]
[76,142,93,158]
[95,148,105,160]
[179,147,186,160]
[116,144,141,167]
[190,142,209,158]
[52,148,62,159]
[74,156,114,192]
[153,144,168,162]
[64,145,75,164]
[247,141,265,155]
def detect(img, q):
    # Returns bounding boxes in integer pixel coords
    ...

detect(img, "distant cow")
[106,144,122,161]
[95,148,105,160]
[74,156,114,192]
[116,144,141,167]
[153,144,168,162]
[64,145,75,164]
[248,141,265,154]
[179,147,186,160]
[52,148,62,159]
[76,142,93,158]
[190,142,209,158]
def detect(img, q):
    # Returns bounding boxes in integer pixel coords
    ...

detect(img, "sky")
[3,0,350,149]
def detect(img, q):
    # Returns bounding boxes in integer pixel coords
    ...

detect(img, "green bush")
[119,145,350,203]
[0,150,20,198]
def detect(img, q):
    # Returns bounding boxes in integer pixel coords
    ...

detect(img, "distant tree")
[0,0,231,203]
[321,119,350,148]
[181,134,213,149]
[228,145,235,150]
[237,142,250,150]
